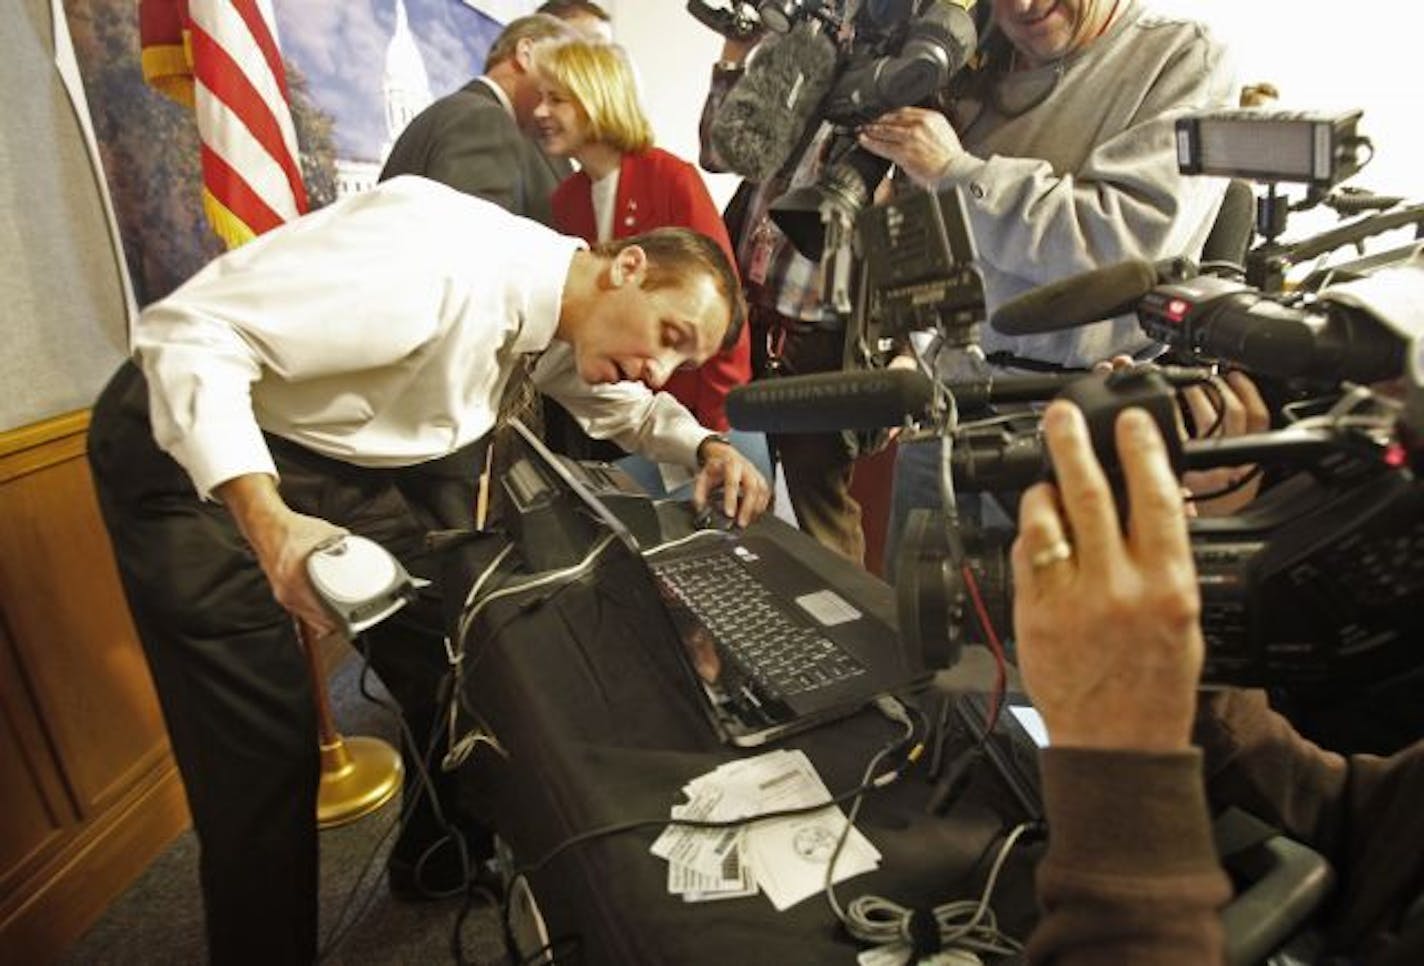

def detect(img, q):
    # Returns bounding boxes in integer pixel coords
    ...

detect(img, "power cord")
[825,698,1029,958]
[832,821,1034,958]
[823,697,922,923]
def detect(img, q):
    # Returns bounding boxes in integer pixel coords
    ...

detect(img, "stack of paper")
[651,749,882,909]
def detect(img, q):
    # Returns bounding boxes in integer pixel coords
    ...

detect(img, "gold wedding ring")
[1029,539,1074,570]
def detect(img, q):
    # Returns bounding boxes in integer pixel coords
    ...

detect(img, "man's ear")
[608,245,648,289]
[513,37,535,73]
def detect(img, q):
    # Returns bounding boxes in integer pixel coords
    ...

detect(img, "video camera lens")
[897,508,1013,672]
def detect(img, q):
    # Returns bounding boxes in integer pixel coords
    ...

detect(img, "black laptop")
[505,420,924,746]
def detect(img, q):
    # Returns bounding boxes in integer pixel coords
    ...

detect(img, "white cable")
[455,534,615,653]
[642,527,727,557]
[452,542,515,663]
[836,821,1034,957]
[443,533,618,770]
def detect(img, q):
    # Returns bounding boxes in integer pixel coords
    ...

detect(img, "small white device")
[306,534,426,636]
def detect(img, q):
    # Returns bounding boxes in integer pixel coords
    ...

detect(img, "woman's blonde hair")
[531,38,653,153]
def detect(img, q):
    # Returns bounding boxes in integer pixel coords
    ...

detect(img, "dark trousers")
[87,362,484,964]
[750,305,865,565]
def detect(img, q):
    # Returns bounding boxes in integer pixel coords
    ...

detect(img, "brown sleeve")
[1029,747,1231,965]
[1194,689,1350,853]
[1196,688,1424,948]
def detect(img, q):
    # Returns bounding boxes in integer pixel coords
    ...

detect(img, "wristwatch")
[697,434,732,467]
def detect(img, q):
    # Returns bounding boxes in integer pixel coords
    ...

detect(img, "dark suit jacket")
[380,78,569,226]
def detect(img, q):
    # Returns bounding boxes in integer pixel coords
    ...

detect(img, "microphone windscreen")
[991,259,1160,336]
[1201,179,1255,269]
[709,24,838,182]
[727,368,932,433]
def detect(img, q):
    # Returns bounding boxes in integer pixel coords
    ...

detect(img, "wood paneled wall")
[0,411,189,963]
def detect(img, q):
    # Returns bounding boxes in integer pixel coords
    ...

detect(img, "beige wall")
[1,0,129,433]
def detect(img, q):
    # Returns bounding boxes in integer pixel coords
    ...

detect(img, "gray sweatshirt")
[934,2,1235,373]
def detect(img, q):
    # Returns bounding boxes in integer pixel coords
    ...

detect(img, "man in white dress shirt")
[88,175,769,963]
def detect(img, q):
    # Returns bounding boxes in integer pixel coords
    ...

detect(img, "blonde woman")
[532,37,770,497]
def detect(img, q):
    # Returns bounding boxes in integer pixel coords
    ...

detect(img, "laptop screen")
[506,418,645,554]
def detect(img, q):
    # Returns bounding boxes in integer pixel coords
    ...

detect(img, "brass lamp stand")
[297,620,403,829]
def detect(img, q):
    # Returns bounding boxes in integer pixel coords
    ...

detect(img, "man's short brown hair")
[592,229,746,352]
[536,0,611,24]
[484,14,575,72]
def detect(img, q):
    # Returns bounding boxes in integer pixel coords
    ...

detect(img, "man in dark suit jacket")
[380,13,574,226]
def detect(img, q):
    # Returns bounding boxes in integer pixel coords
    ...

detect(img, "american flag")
[138,0,308,248]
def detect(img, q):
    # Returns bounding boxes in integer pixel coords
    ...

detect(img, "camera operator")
[699,25,891,565]
[860,0,1235,570]
[1015,401,1424,964]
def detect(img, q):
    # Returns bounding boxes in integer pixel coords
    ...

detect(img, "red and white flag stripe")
[139,0,308,248]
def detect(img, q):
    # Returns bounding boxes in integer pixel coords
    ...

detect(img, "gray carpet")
[62,657,509,966]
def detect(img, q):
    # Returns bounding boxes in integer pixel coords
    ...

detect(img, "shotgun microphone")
[991,258,1197,336]
[727,368,933,432]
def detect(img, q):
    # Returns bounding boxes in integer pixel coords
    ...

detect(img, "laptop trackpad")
[794,589,863,627]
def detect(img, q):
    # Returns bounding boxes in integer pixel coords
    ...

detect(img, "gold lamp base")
[316,734,403,830]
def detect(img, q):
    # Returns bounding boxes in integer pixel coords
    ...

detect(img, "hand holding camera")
[1013,402,1204,752]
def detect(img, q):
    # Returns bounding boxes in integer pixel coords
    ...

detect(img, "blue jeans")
[615,429,774,501]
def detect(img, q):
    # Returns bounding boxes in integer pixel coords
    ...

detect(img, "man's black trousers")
[88,362,486,964]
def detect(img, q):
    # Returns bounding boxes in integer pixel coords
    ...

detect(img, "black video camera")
[763,0,983,264]
[849,184,985,366]
[898,250,1424,690]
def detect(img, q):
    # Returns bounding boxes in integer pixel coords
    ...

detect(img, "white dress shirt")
[589,168,620,243]
[135,176,711,499]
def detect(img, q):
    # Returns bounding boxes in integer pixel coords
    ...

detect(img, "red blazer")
[551,147,751,432]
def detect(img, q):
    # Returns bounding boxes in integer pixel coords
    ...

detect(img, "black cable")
[455,540,616,708]
[510,766,905,881]
[454,589,568,722]
[1185,465,1265,505]
[1181,376,1228,440]
[451,875,506,966]
[823,703,924,929]
[316,793,404,963]
[364,663,475,900]
[316,649,463,961]
[496,715,926,963]
[960,565,1007,744]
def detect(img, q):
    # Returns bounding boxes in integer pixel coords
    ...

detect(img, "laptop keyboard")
[652,552,866,698]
